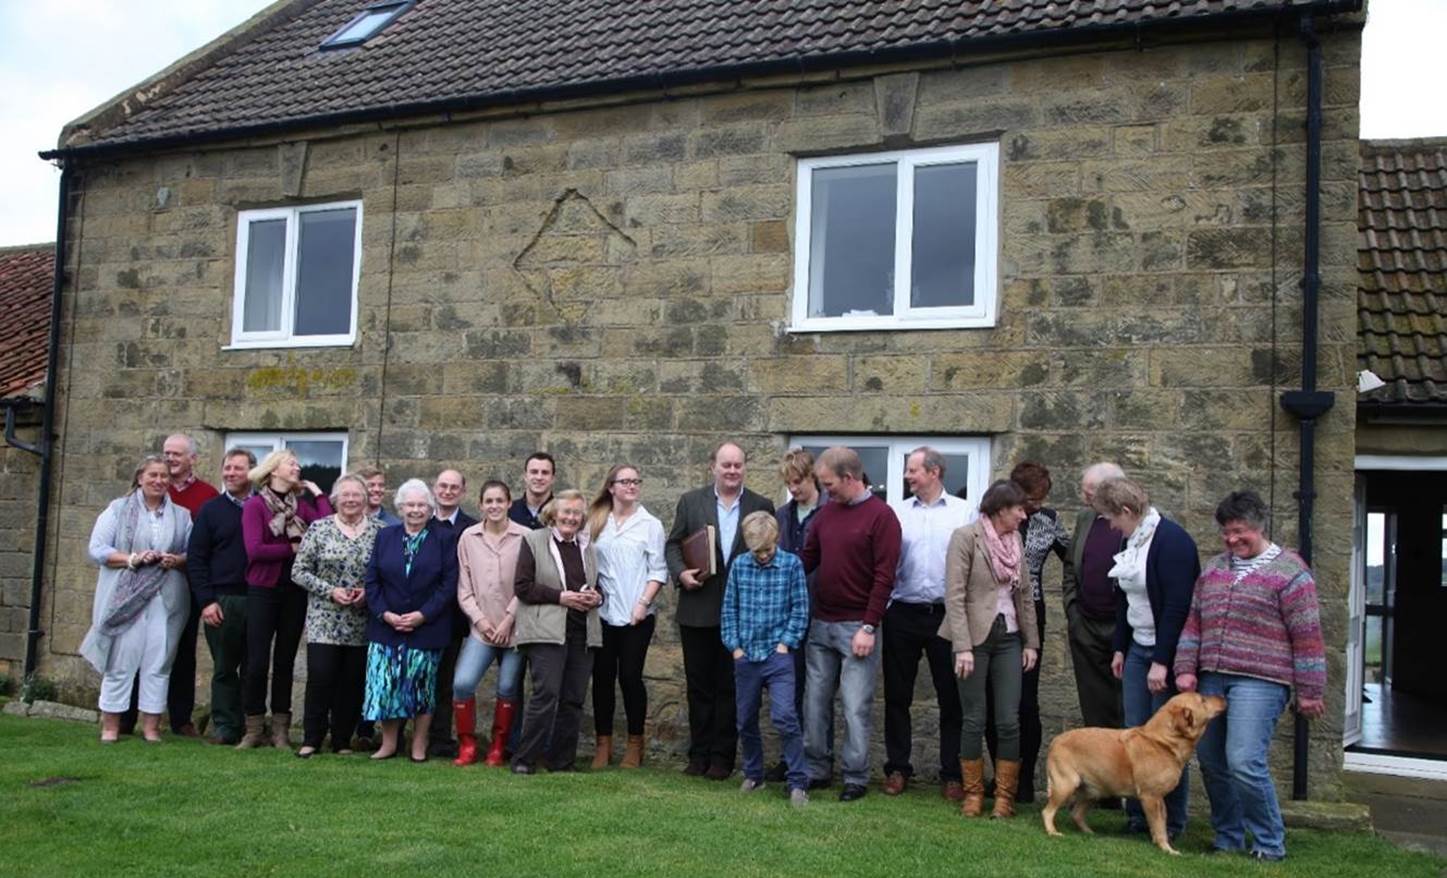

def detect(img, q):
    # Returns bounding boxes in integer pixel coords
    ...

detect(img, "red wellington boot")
[485,698,518,767]
[452,698,478,766]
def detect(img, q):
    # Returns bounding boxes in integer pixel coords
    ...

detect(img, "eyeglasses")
[613,478,643,487]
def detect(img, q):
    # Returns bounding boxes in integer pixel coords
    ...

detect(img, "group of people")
[80,435,1326,857]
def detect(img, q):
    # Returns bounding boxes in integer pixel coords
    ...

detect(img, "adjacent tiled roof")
[1358,140,1447,407]
[0,245,54,399]
[58,0,1357,154]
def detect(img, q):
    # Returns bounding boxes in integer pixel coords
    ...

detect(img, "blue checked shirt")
[721,550,809,662]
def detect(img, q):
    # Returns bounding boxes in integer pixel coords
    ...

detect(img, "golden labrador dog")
[1041,691,1226,855]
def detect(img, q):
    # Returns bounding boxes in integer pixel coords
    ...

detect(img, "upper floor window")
[230,201,362,349]
[321,1,415,49]
[791,143,999,333]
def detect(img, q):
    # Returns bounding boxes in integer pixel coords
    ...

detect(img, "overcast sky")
[1,0,1443,246]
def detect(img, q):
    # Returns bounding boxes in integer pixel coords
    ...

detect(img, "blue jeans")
[735,650,807,790]
[1196,672,1291,857]
[805,619,881,787]
[1123,641,1189,837]
[452,638,525,700]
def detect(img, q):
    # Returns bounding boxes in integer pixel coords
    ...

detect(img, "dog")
[1041,691,1226,855]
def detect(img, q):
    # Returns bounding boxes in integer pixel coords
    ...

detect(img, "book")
[681,525,717,578]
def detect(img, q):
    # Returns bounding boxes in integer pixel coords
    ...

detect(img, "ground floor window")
[787,435,991,509]
[226,431,349,494]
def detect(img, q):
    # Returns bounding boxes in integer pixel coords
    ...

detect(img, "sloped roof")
[54,0,1358,156]
[0,245,54,399]
[1358,139,1447,408]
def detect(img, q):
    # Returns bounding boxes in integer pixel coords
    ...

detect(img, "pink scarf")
[980,516,1021,588]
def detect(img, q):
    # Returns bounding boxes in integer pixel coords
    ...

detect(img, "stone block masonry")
[38,25,1359,797]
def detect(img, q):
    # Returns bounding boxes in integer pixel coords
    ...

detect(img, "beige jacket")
[938,519,1039,653]
[514,528,602,648]
[456,519,530,647]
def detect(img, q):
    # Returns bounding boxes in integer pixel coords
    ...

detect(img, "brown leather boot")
[270,712,293,750]
[235,714,266,750]
[591,735,613,769]
[992,759,1021,819]
[620,734,645,768]
[960,758,986,817]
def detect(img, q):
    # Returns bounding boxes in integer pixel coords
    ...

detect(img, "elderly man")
[510,452,557,530]
[429,468,479,756]
[801,447,902,802]
[186,448,255,744]
[665,441,775,779]
[1062,462,1127,734]
[882,447,973,799]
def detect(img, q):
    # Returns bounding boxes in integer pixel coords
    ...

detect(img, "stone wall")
[0,425,40,678]
[41,23,1360,796]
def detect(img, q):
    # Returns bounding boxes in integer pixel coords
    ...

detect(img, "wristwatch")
[860,624,876,635]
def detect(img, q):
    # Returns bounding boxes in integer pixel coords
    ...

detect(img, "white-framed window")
[226,432,349,494]
[229,201,363,349]
[791,142,999,333]
[788,435,993,509]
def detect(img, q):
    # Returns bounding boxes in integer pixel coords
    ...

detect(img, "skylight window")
[321,1,413,49]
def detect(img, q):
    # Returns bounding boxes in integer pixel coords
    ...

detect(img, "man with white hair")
[1061,462,1126,737]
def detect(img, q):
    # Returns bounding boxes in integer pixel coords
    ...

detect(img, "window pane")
[1367,512,1386,604]
[285,439,346,495]
[242,219,286,333]
[332,8,399,43]
[234,443,276,466]
[294,208,357,336]
[808,164,896,319]
[799,443,888,502]
[911,162,977,308]
[901,451,974,505]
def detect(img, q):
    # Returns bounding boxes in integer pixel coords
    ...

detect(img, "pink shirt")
[456,519,531,646]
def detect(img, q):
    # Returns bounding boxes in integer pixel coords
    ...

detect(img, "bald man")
[1061,462,1125,734]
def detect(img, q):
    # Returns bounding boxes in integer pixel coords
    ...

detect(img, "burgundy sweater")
[241,492,333,588]
[801,494,902,627]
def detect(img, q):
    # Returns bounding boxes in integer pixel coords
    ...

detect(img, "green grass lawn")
[0,713,1441,878]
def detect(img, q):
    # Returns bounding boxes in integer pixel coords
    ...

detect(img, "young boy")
[721,511,811,807]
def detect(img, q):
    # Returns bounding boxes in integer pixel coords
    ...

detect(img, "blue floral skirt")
[363,642,441,721]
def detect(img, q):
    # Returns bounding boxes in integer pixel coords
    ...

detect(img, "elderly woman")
[986,461,1071,804]
[239,450,332,750]
[1175,491,1326,862]
[291,474,383,757]
[451,480,531,767]
[81,454,192,743]
[511,489,603,774]
[586,464,667,769]
[363,478,459,762]
[1096,477,1200,841]
[941,479,1039,819]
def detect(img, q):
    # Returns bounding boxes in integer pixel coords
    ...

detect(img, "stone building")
[30,1,1365,795]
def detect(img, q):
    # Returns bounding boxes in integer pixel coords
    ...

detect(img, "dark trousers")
[988,599,1045,794]
[735,651,806,790]
[1067,611,1124,729]
[302,643,367,750]
[243,583,306,716]
[678,623,737,768]
[514,631,593,770]
[202,593,248,742]
[593,615,655,736]
[119,590,202,733]
[882,601,963,781]
[958,615,1022,761]
[428,635,464,749]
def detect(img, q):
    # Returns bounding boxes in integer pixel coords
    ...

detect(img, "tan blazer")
[937,519,1039,654]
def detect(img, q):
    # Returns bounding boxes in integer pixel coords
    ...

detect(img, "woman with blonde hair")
[82,454,193,742]
[292,473,383,757]
[586,465,666,768]
[238,449,331,749]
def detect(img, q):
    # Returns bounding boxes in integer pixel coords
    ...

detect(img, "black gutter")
[40,0,1361,163]
[1278,14,1335,802]
[11,168,69,683]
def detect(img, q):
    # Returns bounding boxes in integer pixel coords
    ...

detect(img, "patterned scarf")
[262,485,307,543]
[403,527,429,576]
[1108,506,1161,588]
[980,516,1021,588]
[98,492,185,635]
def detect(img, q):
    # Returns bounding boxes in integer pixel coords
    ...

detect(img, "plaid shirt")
[721,550,809,662]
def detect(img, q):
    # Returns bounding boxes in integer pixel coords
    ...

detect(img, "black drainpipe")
[7,166,70,683]
[1278,14,1335,801]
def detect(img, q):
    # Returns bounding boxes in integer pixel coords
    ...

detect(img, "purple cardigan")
[241,492,334,588]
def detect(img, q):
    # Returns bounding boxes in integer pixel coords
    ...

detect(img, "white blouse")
[593,505,667,627]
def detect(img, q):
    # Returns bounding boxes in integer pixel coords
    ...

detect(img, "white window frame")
[787,434,993,509]
[226,431,350,478]
[790,143,999,333]
[227,201,363,350]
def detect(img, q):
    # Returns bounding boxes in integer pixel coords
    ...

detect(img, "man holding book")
[665,441,775,779]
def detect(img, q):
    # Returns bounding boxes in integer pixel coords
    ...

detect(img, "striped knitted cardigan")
[1172,548,1326,702]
